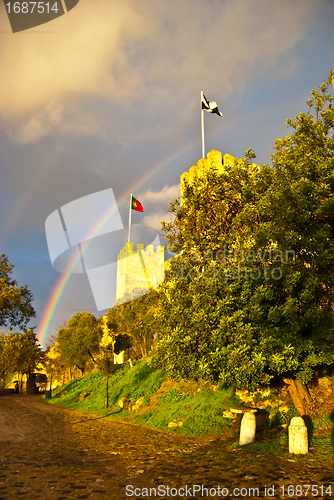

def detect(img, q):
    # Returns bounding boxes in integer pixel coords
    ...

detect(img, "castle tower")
[115,242,165,305]
[115,150,257,305]
[180,149,259,201]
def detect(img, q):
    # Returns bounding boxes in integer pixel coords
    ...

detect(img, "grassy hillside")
[47,360,334,459]
[47,360,241,437]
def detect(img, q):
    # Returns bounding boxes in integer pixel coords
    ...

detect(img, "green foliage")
[104,290,159,359]
[0,369,16,388]
[56,312,102,373]
[0,254,36,329]
[0,327,43,385]
[269,402,299,430]
[269,411,284,429]
[152,72,334,390]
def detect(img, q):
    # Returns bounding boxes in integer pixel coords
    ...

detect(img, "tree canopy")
[104,289,159,359]
[0,327,43,387]
[56,312,103,374]
[150,72,334,396]
[0,254,36,329]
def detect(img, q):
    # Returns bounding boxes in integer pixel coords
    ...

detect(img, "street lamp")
[49,361,54,397]
[45,361,54,399]
[104,347,112,409]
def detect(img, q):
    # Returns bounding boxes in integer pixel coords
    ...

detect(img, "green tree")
[151,157,266,386]
[0,332,14,387]
[105,289,160,359]
[151,72,334,415]
[247,71,334,410]
[56,312,102,374]
[41,344,66,387]
[0,327,43,391]
[0,254,36,329]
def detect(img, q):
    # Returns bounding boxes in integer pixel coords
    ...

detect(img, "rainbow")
[37,199,123,346]
[37,142,195,347]
[37,121,227,348]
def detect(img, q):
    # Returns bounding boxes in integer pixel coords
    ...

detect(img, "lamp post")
[104,347,112,409]
[46,362,54,399]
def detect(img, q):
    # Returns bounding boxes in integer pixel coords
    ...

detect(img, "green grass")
[132,385,241,436]
[312,413,333,430]
[269,403,299,429]
[49,360,167,414]
[50,370,108,411]
[47,360,240,437]
[47,364,334,456]
[311,437,333,457]
[233,438,287,457]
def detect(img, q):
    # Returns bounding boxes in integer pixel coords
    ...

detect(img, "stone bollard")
[289,417,308,454]
[239,412,256,445]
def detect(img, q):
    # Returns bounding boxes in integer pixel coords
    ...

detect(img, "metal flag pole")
[201,90,205,159]
[128,193,132,242]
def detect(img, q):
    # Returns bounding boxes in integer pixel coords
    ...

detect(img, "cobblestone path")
[0,395,333,499]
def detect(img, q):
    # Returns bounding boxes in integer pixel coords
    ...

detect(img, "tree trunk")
[282,377,312,416]
[86,349,97,364]
[26,373,36,395]
[130,346,140,359]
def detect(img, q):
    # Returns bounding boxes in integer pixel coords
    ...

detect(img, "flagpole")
[201,90,205,159]
[128,193,132,242]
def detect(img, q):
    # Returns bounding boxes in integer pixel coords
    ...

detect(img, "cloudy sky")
[0,0,333,347]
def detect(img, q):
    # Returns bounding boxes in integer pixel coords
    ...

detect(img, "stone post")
[239,412,256,445]
[289,417,308,454]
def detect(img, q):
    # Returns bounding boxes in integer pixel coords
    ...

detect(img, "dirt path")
[0,395,333,499]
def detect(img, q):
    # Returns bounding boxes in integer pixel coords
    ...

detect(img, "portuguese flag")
[131,195,143,212]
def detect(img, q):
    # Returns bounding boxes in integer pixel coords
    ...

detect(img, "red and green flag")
[131,195,143,212]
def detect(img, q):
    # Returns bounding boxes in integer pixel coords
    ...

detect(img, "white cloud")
[0,1,145,112]
[0,0,146,140]
[137,184,179,232]
[138,184,180,205]
[0,0,321,142]
[142,211,174,233]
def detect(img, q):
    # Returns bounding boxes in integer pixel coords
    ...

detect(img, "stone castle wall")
[180,149,259,200]
[115,150,257,305]
[180,149,230,199]
[116,242,165,304]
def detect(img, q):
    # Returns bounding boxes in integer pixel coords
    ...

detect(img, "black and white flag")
[201,93,222,116]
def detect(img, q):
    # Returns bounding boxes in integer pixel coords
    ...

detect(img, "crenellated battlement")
[115,150,258,305]
[117,242,165,260]
[180,150,231,198]
[180,149,259,200]
[116,242,165,305]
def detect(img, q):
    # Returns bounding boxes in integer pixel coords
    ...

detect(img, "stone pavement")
[0,395,333,499]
